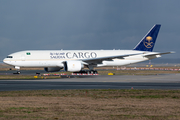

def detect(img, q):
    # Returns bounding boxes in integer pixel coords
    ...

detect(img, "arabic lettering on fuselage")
[50,52,97,59]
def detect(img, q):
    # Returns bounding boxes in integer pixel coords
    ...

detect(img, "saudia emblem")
[144,36,153,48]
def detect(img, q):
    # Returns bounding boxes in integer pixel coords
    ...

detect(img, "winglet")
[133,24,161,52]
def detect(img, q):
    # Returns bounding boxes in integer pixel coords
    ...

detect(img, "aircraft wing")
[143,51,174,57]
[81,53,141,65]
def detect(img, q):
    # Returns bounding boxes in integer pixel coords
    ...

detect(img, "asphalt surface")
[0,74,180,91]
[0,70,45,75]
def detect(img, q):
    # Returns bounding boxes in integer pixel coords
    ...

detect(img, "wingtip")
[170,51,175,54]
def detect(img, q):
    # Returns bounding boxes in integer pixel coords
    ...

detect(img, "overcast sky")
[0,0,180,61]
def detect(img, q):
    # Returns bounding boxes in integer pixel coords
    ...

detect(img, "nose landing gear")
[13,66,21,74]
[13,71,21,74]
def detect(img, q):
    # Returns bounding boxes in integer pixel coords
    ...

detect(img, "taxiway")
[0,74,180,91]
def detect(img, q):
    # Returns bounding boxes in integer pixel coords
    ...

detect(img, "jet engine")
[64,61,84,72]
[44,67,62,72]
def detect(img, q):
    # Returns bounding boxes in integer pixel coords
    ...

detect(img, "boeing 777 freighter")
[3,24,173,74]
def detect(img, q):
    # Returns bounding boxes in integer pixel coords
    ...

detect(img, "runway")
[0,74,180,91]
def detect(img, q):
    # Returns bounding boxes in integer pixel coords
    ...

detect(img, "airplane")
[3,24,173,74]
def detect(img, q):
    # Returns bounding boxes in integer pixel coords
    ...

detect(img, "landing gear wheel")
[88,70,98,74]
[93,70,98,74]
[90,70,94,74]
[87,71,91,74]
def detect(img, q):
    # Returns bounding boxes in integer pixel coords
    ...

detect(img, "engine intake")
[64,61,84,72]
[44,67,62,72]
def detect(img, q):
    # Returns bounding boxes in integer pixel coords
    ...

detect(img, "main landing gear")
[73,70,98,74]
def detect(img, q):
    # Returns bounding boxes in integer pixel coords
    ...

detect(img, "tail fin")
[133,24,161,52]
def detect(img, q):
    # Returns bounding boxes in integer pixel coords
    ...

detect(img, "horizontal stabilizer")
[143,51,175,57]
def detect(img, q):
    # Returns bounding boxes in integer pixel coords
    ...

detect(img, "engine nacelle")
[64,61,84,72]
[44,67,62,72]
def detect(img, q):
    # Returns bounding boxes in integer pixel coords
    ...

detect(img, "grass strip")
[1,89,180,119]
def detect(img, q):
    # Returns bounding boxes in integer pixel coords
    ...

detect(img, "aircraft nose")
[3,58,8,64]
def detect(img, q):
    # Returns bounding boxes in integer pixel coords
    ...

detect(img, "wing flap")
[82,53,141,65]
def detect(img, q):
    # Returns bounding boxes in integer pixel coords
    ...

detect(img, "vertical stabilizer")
[133,24,161,52]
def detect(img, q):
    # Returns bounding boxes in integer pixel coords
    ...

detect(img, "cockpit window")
[26,52,31,55]
[7,56,13,58]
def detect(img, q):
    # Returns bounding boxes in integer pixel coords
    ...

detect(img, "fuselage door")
[21,55,25,61]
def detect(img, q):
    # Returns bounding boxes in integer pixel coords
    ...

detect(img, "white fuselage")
[3,25,173,73]
[3,50,159,68]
